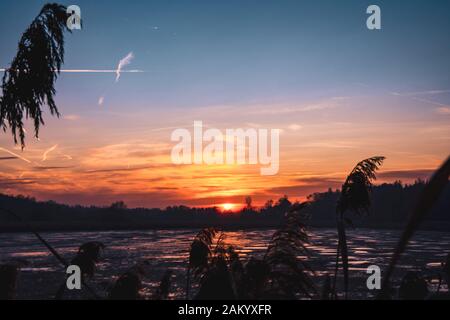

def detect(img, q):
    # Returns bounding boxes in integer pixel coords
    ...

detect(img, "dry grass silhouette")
[333,156,385,298]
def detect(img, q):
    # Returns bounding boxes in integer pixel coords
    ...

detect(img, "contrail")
[389,90,450,108]
[0,68,143,73]
[116,52,134,82]
[42,144,58,162]
[61,69,142,73]
[391,89,450,96]
[0,147,31,164]
[411,97,450,108]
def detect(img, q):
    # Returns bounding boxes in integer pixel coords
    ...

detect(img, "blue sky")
[1,0,449,111]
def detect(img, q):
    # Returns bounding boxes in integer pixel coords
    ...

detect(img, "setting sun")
[221,203,235,212]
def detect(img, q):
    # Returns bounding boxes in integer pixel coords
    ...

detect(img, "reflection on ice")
[1,228,449,299]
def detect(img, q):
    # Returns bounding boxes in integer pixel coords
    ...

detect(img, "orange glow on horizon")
[221,203,236,212]
[0,97,447,209]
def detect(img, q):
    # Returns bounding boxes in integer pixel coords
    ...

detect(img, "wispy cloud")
[42,144,58,162]
[33,166,74,171]
[294,142,357,149]
[246,102,337,116]
[0,147,31,164]
[116,52,134,82]
[93,52,136,106]
[0,178,36,187]
[391,89,450,96]
[63,114,80,121]
[410,97,450,108]
[436,107,450,115]
[288,124,303,131]
[84,164,166,174]
[389,89,450,110]
[378,169,435,181]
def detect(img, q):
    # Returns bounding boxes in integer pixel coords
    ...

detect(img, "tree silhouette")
[110,201,128,210]
[245,196,253,210]
[0,3,70,148]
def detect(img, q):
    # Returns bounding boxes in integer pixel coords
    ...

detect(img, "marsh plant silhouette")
[263,203,315,299]
[108,263,147,300]
[0,3,71,148]
[332,156,385,297]
[55,241,105,299]
[184,204,315,300]
[108,263,174,300]
[379,156,450,299]
[185,227,218,299]
[0,264,21,300]
[71,242,105,279]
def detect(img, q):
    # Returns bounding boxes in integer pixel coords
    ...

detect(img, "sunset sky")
[0,0,449,208]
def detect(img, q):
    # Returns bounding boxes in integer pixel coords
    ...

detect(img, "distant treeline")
[307,180,450,229]
[0,180,449,231]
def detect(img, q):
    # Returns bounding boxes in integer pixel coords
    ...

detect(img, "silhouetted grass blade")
[380,156,450,298]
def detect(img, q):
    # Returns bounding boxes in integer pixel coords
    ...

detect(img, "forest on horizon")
[1,180,449,232]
